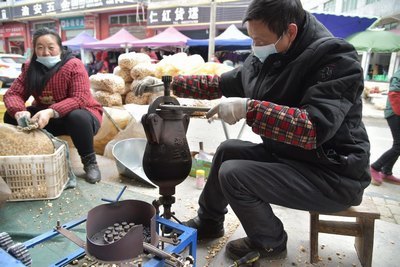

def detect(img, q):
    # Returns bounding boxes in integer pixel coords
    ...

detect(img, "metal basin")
[112,138,156,187]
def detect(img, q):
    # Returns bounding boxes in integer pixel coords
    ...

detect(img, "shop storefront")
[60,16,95,40]
[146,1,249,62]
[146,0,249,34]
[55,0,147,40]
[1,0,146,53]
[0,22,27,55]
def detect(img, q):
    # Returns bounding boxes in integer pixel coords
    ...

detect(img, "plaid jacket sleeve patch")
[247,100,317,150]
[171,75,222,100]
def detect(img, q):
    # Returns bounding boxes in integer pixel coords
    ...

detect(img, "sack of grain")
[118,52,152,70]
[0,123,54,156]
[90,73,125,94]
[183,54,205,74]
[94,90,123,107]
[130,63,156,81]
[187,62,234,75]
[154,53,187,78]
[113,66,133,83]
[93,107,132,155]
[125,91,152,105]
[122,82,132,99]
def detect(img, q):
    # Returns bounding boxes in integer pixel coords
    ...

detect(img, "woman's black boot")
[81,153,101,184]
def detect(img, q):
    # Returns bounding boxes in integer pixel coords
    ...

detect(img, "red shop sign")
[0,24,24,38]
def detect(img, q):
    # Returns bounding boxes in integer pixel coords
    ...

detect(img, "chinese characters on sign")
[56,0,136,13]
[60,17,85,30]
[10,0,137,20]
[148,6,206,26]
[12,1,56,19]
[0,8,11,20]
[0,24,25,38]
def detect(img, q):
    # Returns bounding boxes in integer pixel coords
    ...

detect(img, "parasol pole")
[80,47,85,63]
[363,49,371,80]
[208,0,217,62]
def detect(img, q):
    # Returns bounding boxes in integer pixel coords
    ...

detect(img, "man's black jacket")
[220,12,370,206]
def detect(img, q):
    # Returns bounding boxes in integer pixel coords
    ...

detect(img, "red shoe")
[383,174,400,184]
[370,167,382,186]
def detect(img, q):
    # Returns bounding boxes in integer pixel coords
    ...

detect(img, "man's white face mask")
[252,35,282,63]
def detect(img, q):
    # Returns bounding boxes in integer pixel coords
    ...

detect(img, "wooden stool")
[309,197,380,267]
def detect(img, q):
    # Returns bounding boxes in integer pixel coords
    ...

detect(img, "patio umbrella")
[83,28,140,53]
[346,29,400,53]
[62,31,98,62]
[62,31,98,50]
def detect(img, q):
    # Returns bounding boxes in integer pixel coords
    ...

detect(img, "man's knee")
[218,160,243,188]
[392,143,400,154]
[216,139,241,158]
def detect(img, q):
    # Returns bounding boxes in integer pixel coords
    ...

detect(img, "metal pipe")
[159,104,210,113]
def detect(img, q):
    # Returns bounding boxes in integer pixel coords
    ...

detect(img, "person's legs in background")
[371,115,400,185]
[380,115,400,183]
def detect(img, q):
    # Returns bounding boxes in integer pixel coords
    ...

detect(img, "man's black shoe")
[183,216,224,240]
[226,232,287,261]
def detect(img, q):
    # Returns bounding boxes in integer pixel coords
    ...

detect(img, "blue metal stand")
[0,248,27,267]
[0,215,197,267]
[147,216,197,267]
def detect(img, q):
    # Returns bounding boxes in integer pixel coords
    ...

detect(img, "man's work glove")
[206,97,248,125]
[134,76,164,96]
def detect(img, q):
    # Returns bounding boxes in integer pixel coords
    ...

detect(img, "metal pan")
[112,138,157,187]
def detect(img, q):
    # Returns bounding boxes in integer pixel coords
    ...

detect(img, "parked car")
[0,54,26,87]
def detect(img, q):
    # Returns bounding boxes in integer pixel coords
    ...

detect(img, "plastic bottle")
[197,141,213,162]
[197,142,208,161]
[195,169,205,189]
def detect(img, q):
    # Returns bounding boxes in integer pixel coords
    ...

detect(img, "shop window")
[323,0,336,12]
[342,0,358,12]
[119,16,127,24]
[128,15,136,23]
[33,22,56,31]
[109,14,138,25]
[383,22,398,30]
[110,16,118,24]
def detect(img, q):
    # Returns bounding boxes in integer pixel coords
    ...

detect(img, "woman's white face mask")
[252,35,282,63]
[36,55,61,68]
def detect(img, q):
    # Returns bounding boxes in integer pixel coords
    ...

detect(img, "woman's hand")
[15,111,31,120]
[31,109,54,129]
